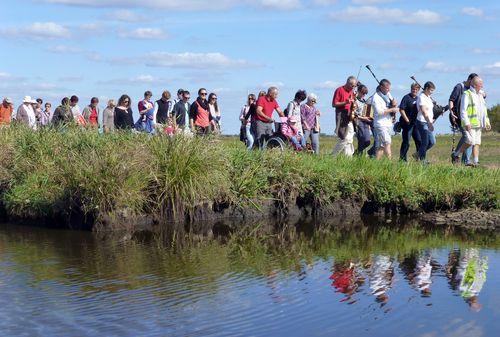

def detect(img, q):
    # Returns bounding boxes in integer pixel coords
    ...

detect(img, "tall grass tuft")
[0,126,498,228]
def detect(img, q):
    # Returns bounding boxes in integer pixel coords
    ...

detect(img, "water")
[0,221,498,337]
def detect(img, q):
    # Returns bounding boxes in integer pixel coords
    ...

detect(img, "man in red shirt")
[255,87,284,148]
[332,76,357,155]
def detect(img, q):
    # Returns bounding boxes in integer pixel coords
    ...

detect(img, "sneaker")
[465,162,475,167]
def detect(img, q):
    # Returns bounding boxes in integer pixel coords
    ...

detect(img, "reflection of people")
[456,248,488,311]
[368,255,394,305]
[329,260,365,303]
[399,251,433,296]
[414,252,433,296]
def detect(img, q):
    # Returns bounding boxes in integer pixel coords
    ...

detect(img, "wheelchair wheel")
[264,136,286,152]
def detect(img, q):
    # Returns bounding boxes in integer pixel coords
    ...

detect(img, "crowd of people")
[0,88,222,136]
[0,71,492,165]
[238,72,492,165]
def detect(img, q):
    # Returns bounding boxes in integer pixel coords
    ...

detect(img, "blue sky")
[0,0,499,134]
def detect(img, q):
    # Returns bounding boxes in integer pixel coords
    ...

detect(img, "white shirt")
[16,103,37,129]
[71,104,81,121]
[370,91,394,127]
[417,93,433,123]
[460,87,488,128]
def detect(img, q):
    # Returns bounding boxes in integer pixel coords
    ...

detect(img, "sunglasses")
[200,92,207,96]
[211,97,217,100]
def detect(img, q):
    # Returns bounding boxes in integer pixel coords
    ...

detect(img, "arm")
[256,105,273,122]
[153,102,159,124]
[460,93,470,130]
[399,109,409,123]
[420,103,434,131]
[275,106,284,118]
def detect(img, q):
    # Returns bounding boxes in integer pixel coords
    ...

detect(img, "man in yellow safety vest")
[451,76,491,166]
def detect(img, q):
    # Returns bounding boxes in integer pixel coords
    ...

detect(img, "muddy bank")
[2,194,499,234]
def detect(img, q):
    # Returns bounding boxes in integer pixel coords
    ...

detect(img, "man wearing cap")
[0,97,14,126]
[15,96,37,130]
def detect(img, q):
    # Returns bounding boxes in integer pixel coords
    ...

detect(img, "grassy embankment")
[0,126,498,228]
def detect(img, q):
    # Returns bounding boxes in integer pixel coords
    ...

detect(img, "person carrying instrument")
[332,76,357,156]
[353,84,372,155]
[399,83,422,161]
[369,79,398,159]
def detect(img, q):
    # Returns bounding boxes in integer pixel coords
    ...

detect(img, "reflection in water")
[0,221,498,337]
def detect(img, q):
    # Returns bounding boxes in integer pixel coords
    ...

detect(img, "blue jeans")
[290,136,303,149]
[416,121,435,161]
[245,124,254,150]
[456,126,472,164]
[303,129,320,154]
[400,122,422,161]
[367,124,377,158]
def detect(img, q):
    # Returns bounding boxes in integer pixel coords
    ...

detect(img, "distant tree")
[488,104,500,132]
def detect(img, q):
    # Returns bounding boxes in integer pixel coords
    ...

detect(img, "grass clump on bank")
[0,126,498,227]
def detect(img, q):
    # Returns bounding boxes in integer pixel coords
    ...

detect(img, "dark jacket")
[189,98,213,124]
[52,104,73,126]
[114,107,134,129]
[172,100,191,127]
[155,99,171,124]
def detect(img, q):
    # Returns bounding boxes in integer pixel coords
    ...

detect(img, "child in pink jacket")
[281,115,303,151]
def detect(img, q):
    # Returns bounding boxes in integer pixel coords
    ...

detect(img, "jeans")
[290,136,302,149]
[367,124,377,158]
[245,124,254,150]
[303,129,320,154]
[400,122,422,161]
[456,126,472,164]
[356,121,371,154]
[416,120,435,161]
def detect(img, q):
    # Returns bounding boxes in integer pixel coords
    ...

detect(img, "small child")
[281,115,303,151]
[164,116,176,136]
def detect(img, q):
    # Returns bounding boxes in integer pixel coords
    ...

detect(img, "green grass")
[0,126,498,227]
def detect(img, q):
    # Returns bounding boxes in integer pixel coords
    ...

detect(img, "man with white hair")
[0,97,14,126]
[332,76,357,156]
[15,96,37,130]
[451,76,491,166]
[255,86,285,149]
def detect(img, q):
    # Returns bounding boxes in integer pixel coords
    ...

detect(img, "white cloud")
[470,48,500,55]
[118,28,168,40]
[0,22,71,40]
[145,52,253,68]
[104,9,149,22]
[97,74,172,85]
[422,61,476,74]
[313,0,338,5]
[314,80,340,90]
[461,7,483,17]
[43,0,304,10]
[329,6,446,25]
[352,0,394,4]
[259,0,301,10]
[45,45,83,54]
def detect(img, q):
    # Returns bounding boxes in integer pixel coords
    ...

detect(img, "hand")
[428,123,434,132]
[316,111,321,116]
[486,123,491,131]
[466,124,472,132]
[268,117,274,123]
[403,116,410,124]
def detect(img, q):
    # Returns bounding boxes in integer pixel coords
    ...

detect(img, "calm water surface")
[0,222,499,337]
